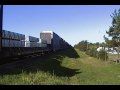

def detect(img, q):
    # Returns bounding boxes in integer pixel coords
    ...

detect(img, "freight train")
[0,30,72,60]
[0,5,72,63]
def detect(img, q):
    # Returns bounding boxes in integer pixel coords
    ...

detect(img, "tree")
[104,35,113,49]
[74,40,88,51]
[106,9,120,63]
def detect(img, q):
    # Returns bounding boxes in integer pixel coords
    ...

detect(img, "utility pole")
[0,5,3,53]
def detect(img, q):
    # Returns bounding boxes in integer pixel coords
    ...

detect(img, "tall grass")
[0,48,120,85]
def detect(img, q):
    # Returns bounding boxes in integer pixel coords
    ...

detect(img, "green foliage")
[98,50,108,61]
[0,49,120,85]
[74,40,88,51]
[104,35,117,47]
[86,48,108,61]
[86,48,98,57]
[105,9,120,60]
[106,9,120,46]
[75,40,108,61]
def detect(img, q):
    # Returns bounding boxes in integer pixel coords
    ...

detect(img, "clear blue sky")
[3,5,120,46]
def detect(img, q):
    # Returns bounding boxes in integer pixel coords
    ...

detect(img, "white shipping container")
[40,32,52,44]
[25,36,29,42]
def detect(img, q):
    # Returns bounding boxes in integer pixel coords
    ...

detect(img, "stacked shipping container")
[2,30,47,48]
[25,36,39,42]
[25,35,47,47]
[40,31,63,51]
[2,30,25,40]
[2,30,25,47]
[40,31,71,51]
[40,31,52,44]
[25,41,47,47]
[25,36,38,47]
[2,30,69,49]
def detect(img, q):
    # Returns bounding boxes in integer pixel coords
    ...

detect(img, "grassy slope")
[0,48,120,85]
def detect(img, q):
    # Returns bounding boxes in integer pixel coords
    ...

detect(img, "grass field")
[0,48,120,85]
[108,53,118,61]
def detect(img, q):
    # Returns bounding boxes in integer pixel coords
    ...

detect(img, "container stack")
[40,31,52,44]
[25,36,40,47]
[2,30,25,47]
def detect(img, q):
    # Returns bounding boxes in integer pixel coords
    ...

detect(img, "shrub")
[98,49,108,61]
[86,48,98,58]
[86,48,108,61]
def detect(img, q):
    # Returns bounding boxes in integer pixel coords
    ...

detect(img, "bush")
[86,48,98,58]
[86,48,108,61]
[98,49,108,61]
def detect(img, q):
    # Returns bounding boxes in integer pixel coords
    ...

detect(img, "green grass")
[108,53,118,61]
[0,48,120,85]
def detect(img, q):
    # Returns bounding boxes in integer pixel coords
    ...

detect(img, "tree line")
[74,9,120,63]
[74,40,108,60]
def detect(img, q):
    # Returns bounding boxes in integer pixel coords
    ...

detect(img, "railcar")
[0,5,72,64]
[0,30,71,61]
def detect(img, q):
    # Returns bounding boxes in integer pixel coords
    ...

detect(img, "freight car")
[0,30,71,61]
[0,5,72,64]
[0,30,50,59]
[40,31,71,51]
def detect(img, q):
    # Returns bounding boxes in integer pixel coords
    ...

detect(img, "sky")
[3,5,120,46]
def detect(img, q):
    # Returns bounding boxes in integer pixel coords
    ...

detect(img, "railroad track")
[0,50,48,65]
[0,54,44,74]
